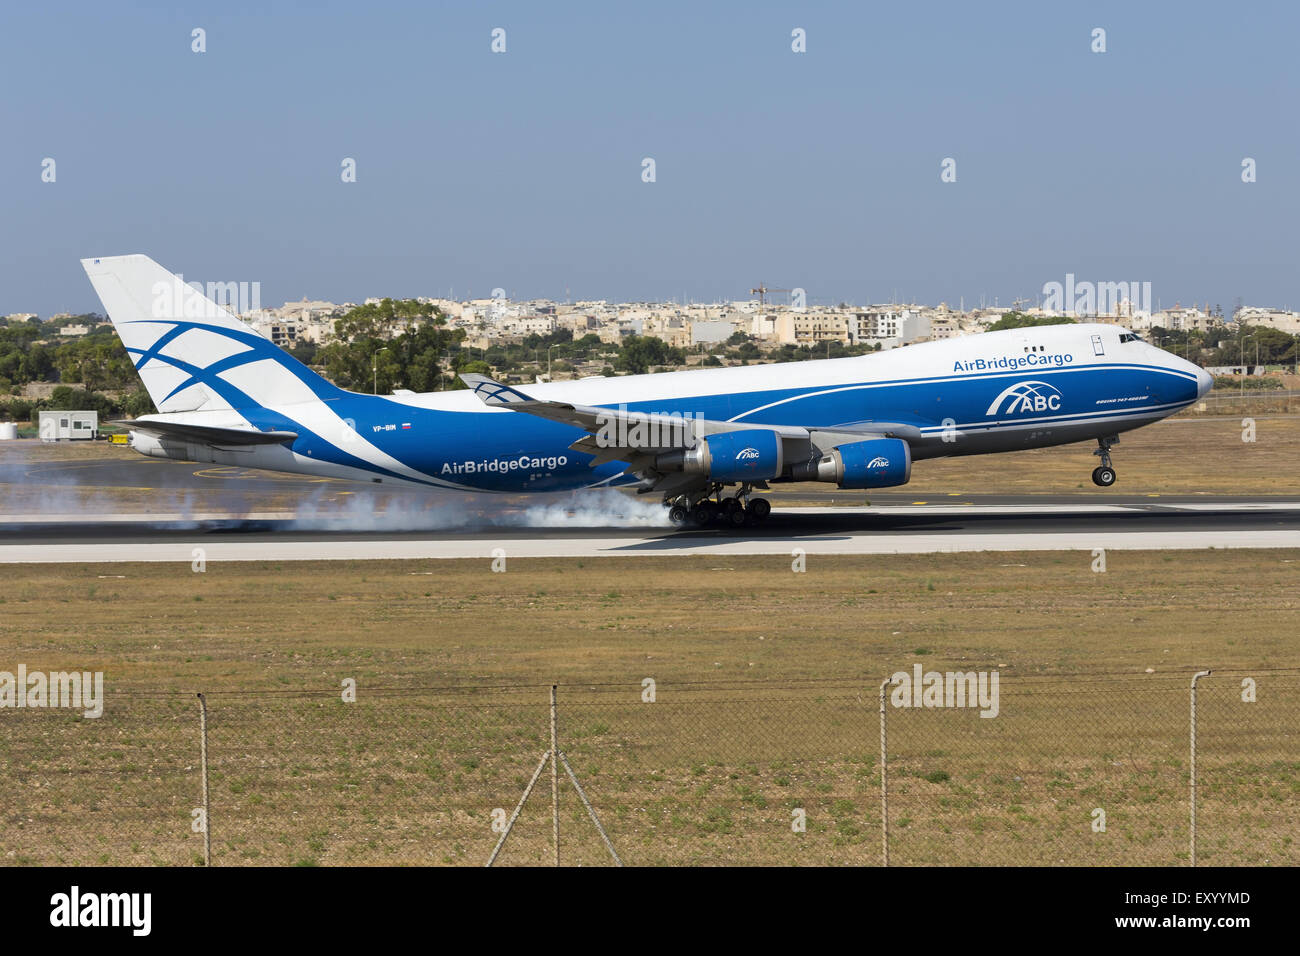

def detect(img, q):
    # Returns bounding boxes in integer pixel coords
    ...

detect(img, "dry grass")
[792,413,1300,499]
[1,550,1297,866]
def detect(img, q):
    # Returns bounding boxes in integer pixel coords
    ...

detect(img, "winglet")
[459,373,537,407]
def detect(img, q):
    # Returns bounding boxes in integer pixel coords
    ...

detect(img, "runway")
[3,501,1299,563]
[6,450,1295,509]
[4,442,1300,562]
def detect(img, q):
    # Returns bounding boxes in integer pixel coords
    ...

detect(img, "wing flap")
[808,423,923,448]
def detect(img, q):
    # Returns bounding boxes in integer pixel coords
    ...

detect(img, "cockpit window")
[1118,332,1143,343]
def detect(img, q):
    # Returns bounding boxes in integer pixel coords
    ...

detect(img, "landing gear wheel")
[668,504,690,525]
[726,504,748,527]
[1091,466,1116,487]
[691,502,717,526]
[1092,435,1118,487]
[747,497,772,521]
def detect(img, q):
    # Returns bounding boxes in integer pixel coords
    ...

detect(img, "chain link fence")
[1196,388,1300,416]
[2,672,1296,866]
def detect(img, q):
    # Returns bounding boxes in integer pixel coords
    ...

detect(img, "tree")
[986,312,1075,332]
[47,385,116,417]
[122,387,154,417]
[1240,325,1296,365]
[522,329,573,350]
[572,333,603,355]
[54,339,135,392]
[448,360,491,389]
[316,299,462,393]
[288,340,319,365]
[616,335,681,375]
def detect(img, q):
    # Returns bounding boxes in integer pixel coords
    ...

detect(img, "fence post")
[487,684,620,866]
[556,751,624,866]
[485,751,550,867]
[550,684,560,867]
[879,676,890,867]
[196,692,212,867]
[1189,670,1211,866]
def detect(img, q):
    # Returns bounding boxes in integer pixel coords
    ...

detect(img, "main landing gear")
[1091,435,1118,487]
[666,484,772,528]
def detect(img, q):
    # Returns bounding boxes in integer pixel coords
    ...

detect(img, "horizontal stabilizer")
[113,419,298,446]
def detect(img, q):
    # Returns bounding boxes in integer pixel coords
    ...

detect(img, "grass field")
[797,413,1300,499]
[2,550,1297,866]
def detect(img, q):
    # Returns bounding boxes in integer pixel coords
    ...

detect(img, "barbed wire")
[72,666,1300,700]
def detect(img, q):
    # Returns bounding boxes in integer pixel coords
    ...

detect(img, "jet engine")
[654,429,784,482]
[791,437,911,489]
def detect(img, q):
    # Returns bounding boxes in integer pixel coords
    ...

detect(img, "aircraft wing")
[459,373,922,489]
[113,418,299,447]
[459,372,806,463]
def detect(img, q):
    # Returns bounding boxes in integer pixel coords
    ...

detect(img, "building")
[264,322,299,347]
[38,410,97,441]
[852,309,930,346]
[500,315,558,336]
[690,319,734,346]
[1236,308,1300,334]
[925,310,962,340]
[791,312,852,346]
[1152,306,1218,333]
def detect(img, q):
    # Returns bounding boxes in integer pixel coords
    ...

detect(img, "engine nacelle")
[655,428,784,482]
[791,437,911,489]
[128,430,169,459]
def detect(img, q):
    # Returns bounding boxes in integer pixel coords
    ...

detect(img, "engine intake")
[791,437,911,489]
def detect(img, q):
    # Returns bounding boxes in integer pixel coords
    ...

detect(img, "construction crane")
[750,282,791,308]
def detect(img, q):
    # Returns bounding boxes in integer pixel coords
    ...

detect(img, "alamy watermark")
[889,665,999,718]
[151,274,261,319]
[1041,273,1151,317]
[594,406,704,449]
[1,666,104,718]
[49,886,150,936]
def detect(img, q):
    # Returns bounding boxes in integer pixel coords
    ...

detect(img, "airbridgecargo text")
[953,353,1074,372]
[441,455,568,476]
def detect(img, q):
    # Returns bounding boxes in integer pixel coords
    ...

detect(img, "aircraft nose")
[1196,366,1213,398]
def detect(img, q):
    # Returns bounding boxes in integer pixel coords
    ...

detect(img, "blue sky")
[3,0,1298,315]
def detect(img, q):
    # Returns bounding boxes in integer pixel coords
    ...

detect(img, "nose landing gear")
[1091,435,1118,487]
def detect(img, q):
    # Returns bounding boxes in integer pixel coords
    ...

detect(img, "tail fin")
[81,254,344,414]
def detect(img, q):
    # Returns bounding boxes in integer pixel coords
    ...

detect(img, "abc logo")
[986,381,1063,416]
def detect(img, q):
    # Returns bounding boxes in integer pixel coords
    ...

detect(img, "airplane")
[81,254,1213,527]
